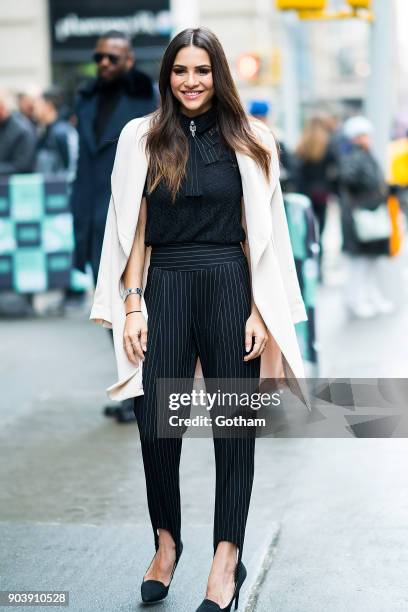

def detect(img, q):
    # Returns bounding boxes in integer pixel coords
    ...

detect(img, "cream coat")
[89,114,310,408]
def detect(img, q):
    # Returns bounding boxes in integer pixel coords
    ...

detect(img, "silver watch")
[122,287,143,302]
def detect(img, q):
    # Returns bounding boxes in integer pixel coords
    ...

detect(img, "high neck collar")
[178,105,217,135]
[95,78,125,97]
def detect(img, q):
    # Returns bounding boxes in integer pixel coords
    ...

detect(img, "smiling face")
[170,45,214,117]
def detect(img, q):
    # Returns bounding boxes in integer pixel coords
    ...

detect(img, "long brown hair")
[144,27,272,201]
[296,116,330,163]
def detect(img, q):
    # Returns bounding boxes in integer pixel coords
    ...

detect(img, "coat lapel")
[78,96,98,155]
[97,95,129,151]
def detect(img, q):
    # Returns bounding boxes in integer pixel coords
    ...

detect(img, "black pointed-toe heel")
[195,560,247,611]
[140,541,183,604]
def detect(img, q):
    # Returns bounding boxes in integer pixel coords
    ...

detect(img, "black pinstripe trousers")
[133,243,260,563]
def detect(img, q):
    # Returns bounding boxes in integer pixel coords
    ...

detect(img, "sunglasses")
[93,52,121,65]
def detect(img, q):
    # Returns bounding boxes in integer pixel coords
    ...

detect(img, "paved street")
[1,236,408,611]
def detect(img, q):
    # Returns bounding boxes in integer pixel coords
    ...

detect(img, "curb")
[241,522,281,611]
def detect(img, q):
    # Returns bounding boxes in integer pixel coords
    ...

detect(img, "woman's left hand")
[244,310,268,361]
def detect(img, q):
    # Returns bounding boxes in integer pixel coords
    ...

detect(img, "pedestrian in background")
[0,90,36,175]
[34,87,78,178]
[295,116,337,276]
[323,111,348,197]
[16,89,39,136]
[0,90,38,315]
[70,30,156,282]
[339,116,395,318]
[249,100,297,193]
[70,30,156,422]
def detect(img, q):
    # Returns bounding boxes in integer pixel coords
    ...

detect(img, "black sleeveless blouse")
[143,105,246,246]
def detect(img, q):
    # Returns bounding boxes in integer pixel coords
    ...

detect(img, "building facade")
[0,0,401,145]
[0,0,50,95]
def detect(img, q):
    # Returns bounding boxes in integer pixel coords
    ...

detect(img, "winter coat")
[0,113,36,175]
[35,119,78,177]
[89,114,310,409]
[70,66,156,279]
[339,144,390,256]
[295,150,337,207]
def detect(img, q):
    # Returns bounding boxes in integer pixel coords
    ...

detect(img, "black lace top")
[143,105,245,246]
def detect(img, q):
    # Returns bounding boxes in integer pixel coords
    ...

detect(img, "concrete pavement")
[0,522,279,611]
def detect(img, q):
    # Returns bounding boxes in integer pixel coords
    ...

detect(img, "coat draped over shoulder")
[90,114,310,409]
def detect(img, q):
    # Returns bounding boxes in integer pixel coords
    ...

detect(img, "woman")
[295,115,337,276]
[90,27,307,610]
[339,116,395,318]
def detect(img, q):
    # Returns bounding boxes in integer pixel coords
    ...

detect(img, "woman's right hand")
[123,312,148,366]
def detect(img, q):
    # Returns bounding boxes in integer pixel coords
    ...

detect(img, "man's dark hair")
[43,86,64,111]
[99,30,133,47]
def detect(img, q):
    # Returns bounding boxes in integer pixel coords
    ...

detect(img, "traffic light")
[347,0,371,7]
[275,0,326,10]
[237,53,261,80]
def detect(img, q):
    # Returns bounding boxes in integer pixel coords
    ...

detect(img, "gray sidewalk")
[0,522,279,612]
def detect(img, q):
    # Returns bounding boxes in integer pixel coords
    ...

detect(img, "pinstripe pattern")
[134,243,260,563]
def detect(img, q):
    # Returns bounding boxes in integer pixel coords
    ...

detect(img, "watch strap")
[123,287,143,301]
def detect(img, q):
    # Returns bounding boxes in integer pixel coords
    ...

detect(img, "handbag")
[352,203,392,242]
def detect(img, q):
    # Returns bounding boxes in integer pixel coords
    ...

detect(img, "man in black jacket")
[0,90,36,175]
[70,31,156,422]
[70,30,156,282]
